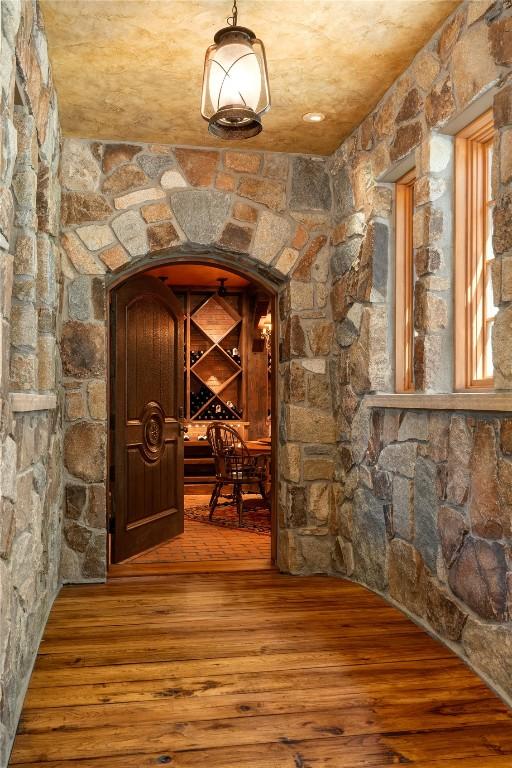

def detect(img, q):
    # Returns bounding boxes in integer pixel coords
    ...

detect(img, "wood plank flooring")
[9,571,512,767]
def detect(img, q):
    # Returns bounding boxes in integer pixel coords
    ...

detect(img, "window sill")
[364,393,512,412]
[11,393,57,412]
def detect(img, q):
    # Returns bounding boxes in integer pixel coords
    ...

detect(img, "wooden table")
[245,439,271,456]
[245,440,272,496]
[183,438,271,495]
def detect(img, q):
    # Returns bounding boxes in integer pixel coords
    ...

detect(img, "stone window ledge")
[365,393,512,413]
[10,393,57,412]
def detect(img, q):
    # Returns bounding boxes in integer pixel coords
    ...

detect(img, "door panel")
[112,275,184,563]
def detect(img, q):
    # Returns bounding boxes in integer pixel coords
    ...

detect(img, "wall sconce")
[258,312,272,353]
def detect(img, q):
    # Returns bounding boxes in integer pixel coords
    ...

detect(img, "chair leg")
[258,479,267,503]
[209,482,222,519]
[235,483,243,526]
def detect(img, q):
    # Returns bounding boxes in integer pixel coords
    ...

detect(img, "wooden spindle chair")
[206,423,268,526]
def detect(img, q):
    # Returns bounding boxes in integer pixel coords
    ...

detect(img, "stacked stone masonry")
[58,139,335,585]
[299,0,512,707]
[2,0,512,763]
[0,0,62,764]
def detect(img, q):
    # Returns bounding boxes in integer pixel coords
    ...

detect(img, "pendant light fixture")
[200,0,271,140]
[217,277,228,296]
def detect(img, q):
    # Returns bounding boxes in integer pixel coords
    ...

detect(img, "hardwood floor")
[10,572,512,767]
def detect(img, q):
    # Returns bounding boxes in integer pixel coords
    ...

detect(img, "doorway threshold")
[108,558,275,579]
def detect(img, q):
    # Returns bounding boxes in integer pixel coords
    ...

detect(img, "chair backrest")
[206,423,250,480]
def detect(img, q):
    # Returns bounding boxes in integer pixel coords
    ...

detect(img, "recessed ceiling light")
[303,112,325,123]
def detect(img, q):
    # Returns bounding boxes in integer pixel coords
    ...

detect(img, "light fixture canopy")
[201,0,271,140]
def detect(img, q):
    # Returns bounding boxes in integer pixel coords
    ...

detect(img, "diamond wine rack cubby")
[181,290,248,427]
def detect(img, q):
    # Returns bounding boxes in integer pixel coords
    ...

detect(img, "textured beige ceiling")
[40,0,460,155]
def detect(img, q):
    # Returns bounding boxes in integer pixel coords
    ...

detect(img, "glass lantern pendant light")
[201,0,271,140]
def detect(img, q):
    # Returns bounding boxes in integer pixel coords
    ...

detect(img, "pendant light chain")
[227,0,238,27]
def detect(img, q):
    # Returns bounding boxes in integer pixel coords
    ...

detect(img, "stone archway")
[60,243,289,583]
[58,139,335,583]
[107,249,281,567]
[105,244,287,294]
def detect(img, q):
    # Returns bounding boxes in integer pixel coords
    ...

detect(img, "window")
[395,168,416,392]
[455,110,496,389]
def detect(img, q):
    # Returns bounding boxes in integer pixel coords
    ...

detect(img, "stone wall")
[2,0,511,758]
[0,0,62,763]
[357,409,512,702]
[55,0,512,706]
[282,0,512,705]
[58,140,335,582]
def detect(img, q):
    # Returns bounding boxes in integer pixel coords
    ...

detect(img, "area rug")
[185,496,271,535]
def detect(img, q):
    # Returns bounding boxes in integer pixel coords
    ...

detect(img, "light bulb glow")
[209,40,262,112]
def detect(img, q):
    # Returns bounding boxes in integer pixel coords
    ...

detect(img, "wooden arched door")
[111,275,184,563]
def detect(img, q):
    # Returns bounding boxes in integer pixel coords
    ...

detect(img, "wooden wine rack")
[179,288,249,492]
[182,289,248,425]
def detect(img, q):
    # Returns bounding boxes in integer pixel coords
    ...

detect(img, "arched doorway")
[58,146,334,585]
[107,255,279,576]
